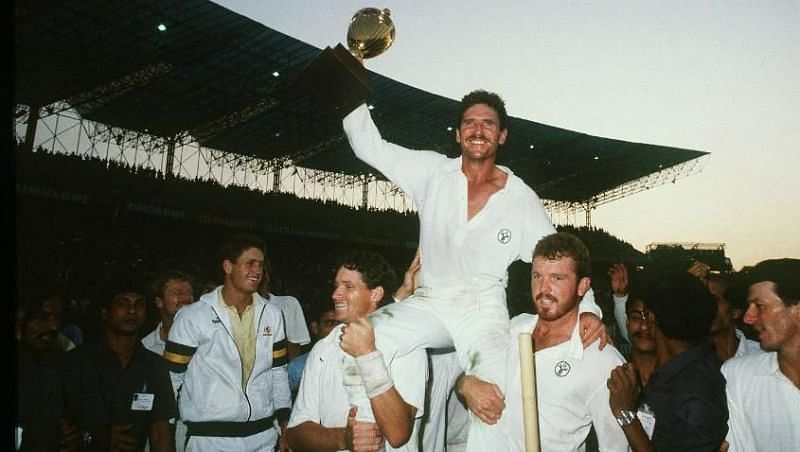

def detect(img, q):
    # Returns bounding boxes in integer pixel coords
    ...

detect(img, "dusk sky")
[215,1,800,269]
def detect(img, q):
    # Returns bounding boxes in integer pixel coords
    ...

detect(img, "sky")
[213,0,800,270]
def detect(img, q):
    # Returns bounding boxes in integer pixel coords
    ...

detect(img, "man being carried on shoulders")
[341,91,605,450]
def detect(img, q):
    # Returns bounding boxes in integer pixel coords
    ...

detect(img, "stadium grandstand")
[14,0,709,326]
[646,242,733,274]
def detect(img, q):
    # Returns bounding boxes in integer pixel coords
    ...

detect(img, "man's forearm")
[148,421,174,452]
[620,420,655,452]
[370,387,416,448]
[287,422,346,451]
[613,294,629,341]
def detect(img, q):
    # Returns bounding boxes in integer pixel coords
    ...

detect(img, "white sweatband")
[355,350,394,398]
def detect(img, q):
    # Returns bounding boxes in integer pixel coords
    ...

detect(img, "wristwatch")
[616,409,637,427]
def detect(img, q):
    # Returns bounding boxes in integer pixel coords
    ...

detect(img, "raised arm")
[609,263,631,342]
[342,104,446,201]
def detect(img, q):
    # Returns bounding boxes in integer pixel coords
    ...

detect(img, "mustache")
[535,294,557,304]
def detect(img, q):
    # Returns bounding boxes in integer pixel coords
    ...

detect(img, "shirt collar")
[530,315,585,360]
[443,156,516,180]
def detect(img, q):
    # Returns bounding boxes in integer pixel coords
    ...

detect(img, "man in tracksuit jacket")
[164,234,291,451]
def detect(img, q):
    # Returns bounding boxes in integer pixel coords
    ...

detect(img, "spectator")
[61,276,176,451]
[707,274,762,362]
[607,271,727,451]
[259,256,311,361]
[16,296,68,451]
[721,258,800,451]
[141,270,195,452]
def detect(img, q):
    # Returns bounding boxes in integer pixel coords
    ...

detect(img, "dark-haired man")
[458,233,627,451]
[706,274,762,362]
[16,297,68,451]
[342,91,604,449]
[623,294,658,387]
[722,258,800,451]
[287,307,340,397]
[164,234,291,451]
[61,279,176,451]
[287,250,427,451]
[607,271,728,451]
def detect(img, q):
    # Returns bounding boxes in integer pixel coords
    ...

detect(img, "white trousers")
[421,349,470,452]
[348,286,510,452]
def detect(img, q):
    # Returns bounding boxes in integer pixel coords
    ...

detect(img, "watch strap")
[616,409,637,427]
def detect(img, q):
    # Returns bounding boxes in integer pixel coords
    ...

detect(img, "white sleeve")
[342,104,446,202]
[389,349,429,418]
[721,362,754,451]
[271,315,292,411]
[165,308,198,397]
[288,344,324,428]
[282,296,311,345]
[587,349,629,451]
[518,187,557,264]
[613,294,629,342]
[578,287,603,319]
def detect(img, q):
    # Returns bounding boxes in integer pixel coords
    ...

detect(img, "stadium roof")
[14,0,707,204]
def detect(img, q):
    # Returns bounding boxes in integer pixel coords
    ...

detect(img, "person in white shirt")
[259,258,311,361]
[287,250,427,451]
[457,232,628,451]
[722,258,800,452]
[142,270,194,356]
[141,270,194,452]
[341,90,606,450]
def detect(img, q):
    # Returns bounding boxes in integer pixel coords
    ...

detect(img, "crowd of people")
[15,89,798,451]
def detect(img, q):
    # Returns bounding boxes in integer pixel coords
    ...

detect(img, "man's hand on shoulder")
[580,312,611,350]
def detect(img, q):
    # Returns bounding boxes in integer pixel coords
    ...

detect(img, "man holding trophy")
[298,8,605,451]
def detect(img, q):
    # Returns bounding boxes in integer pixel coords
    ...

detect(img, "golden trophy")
[296,8,396,119]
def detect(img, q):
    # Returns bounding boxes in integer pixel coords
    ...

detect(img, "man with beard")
[164,234,291,451]
[721,258,800,451]
[60,277,176,451]
[456,232,627,451]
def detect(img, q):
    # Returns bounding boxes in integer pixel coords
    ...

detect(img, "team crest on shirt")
[262,326,273,336]
[497,228,512,244]
[554,360,571,377]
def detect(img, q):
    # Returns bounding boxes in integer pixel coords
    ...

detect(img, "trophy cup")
[295,8,396,119]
